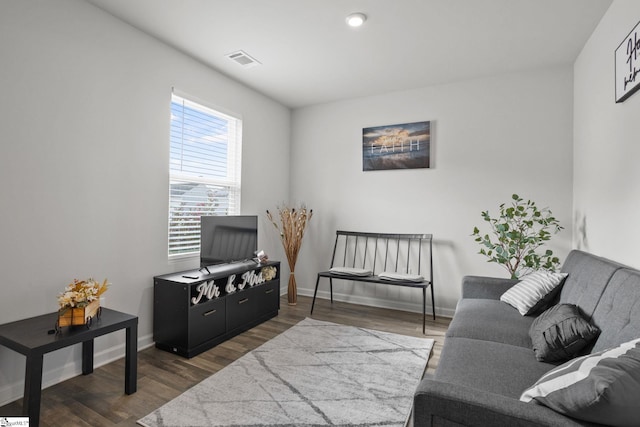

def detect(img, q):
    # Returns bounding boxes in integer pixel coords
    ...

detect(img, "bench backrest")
[329,230,433,279]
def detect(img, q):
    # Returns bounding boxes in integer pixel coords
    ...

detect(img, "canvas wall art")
[362,121,431,171]
[615,20,640,103]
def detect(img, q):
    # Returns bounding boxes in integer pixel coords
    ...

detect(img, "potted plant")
[472,194,563,279]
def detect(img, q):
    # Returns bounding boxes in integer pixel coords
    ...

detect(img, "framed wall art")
[362,121,430,171]
[615,20,640,103]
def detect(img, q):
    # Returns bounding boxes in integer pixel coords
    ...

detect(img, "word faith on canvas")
[369,138,421,155]
[191,270,267,305]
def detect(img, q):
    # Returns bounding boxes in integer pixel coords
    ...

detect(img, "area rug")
[138,317,433,427]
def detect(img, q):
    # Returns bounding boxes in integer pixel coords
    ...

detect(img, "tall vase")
[288,270,297,305]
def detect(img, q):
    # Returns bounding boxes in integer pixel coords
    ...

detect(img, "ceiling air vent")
[226,50,261,69]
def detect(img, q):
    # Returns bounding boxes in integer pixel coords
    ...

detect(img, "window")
[168,93,242,258]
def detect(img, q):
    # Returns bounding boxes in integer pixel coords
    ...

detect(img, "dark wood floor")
[0,295,451,426]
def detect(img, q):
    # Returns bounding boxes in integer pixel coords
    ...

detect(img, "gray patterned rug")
[138,318,433,427]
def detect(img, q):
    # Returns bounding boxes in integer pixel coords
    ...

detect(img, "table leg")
[24,351,44,427]
[125,323,137,394]
[82,339,94,375]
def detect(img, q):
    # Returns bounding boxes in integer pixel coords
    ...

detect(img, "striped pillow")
[500,271,568,316]
[521,338,640,426]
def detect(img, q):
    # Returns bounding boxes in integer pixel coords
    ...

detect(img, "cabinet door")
[254,280,280,317]
[188,298,226,348]
[226,287,257,332]
[226,281,280,331]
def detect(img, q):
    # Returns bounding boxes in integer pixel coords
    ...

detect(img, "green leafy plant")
[472,194,563,279]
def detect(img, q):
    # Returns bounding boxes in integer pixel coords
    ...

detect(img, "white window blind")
[168,93,242,258]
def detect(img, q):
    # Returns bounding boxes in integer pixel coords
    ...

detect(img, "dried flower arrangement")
[266,204,313,305]
[58,278,109,309]
[57,278,109,327]
[261,265,277,282]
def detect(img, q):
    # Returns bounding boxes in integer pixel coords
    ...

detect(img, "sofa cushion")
[590,268,640,353]
[521,338,640,427]
[328,266,372,276]
[435,337,557,398]
[559,250,622,319]
[461,275,519,300]
[529,304,600,362]
[447,299,534,348]
[500,271,567,316]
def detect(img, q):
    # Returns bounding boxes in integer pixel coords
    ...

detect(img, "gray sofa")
[414,249,640,426]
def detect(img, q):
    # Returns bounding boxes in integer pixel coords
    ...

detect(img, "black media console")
[153,260,280,358]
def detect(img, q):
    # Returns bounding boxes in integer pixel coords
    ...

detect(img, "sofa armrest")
[461,275,519,300]
[414,378,588,427]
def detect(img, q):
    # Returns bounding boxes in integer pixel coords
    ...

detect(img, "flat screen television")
[200,215,258,267]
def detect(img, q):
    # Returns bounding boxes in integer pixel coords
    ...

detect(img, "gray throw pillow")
[529,304,600,362]
[521,338,640,427]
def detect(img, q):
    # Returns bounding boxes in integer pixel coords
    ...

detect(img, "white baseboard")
[0,333,155,408]
[297,287,455,319]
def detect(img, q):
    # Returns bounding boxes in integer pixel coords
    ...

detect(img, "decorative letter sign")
[191,280,221,305]
[190,267,277,306]
[616,20,640,103]
[241,270,267,288]
[225,274,237,294]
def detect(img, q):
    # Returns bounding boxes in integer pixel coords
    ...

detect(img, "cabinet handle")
[203,309,217,317]
[238,298,249,305]
[265,289,274,294]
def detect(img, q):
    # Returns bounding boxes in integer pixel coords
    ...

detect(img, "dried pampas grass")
[266,205,313,305]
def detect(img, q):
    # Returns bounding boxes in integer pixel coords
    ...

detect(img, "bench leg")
[430,283,436,320]
[329,278,334,304]
[422,287,426,334]
[311,275,321,314]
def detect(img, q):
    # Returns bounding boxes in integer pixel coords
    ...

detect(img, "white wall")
[290,67,575,316]
[0,0,290,405]
[0,0,594,408]
[574,0,640,267]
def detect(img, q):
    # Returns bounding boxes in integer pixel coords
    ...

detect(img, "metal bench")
[311,230,434,333]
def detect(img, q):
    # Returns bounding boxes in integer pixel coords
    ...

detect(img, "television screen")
[200,215,258,267]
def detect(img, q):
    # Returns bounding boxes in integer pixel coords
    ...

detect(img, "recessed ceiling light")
[346,13,367,28]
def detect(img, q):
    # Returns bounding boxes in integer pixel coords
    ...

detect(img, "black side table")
[0,308,138,427]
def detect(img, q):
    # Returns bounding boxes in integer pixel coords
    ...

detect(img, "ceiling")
[85,0,612,109]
